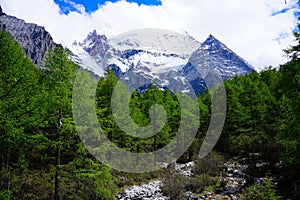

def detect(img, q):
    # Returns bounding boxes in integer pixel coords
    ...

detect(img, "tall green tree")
[277,23,300,198]
[42,45,78,200]
[0,30,41,196]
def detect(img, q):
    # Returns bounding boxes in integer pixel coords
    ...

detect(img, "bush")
[244,179,280,200]
[0,190,12,200]
[194,151,224,176]
[161,164,187,200]
[186,174,217,193]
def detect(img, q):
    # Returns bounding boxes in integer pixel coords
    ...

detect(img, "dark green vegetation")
[0,24,299,199]
[0,30,117,199]
[96,71,182,154]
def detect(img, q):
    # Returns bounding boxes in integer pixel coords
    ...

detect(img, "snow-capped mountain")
[198,34,253,78]
[0,5,253,95]
[110,29,200,57]
[183,35,254,92]
[70,30,111,76]
[70,29,200,75]
[70,29,254,95]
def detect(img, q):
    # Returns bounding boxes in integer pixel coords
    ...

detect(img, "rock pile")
[115,181,168,200]
[220,158,248,195]
[175,161,195,177]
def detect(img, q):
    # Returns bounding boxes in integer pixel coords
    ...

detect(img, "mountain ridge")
[0,6,56,67]
[0,6,254,95]
[71,29,254,94]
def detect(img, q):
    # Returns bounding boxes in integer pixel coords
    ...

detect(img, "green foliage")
[60,157,117,200]
[0,30,43,195]
[215,24,300,199]
[194,151,224,176]
[95,74,183,154]
[244,180,280,200]
[185,151,222,193]
[0,31,118,199]
[0,190,12,200]
[283,23,300,60]
[161,164,187,200]
[0,23,300,199]
[186,174,217,194]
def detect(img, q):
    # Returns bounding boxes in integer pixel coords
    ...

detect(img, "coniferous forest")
[0,24,299,199]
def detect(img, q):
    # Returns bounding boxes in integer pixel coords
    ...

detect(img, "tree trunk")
[54,109,62,200]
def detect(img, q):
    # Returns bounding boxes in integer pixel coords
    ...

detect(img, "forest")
[0,24,299,199]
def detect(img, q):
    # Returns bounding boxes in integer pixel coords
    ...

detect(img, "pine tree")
[41,45,78,200]
[0,30,41,196]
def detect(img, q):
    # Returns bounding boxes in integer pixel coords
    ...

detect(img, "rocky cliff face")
[0,6,56,67]
[183,35,254,93]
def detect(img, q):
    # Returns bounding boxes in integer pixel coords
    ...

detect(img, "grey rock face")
[183,35,254,93]
[0,9,56,67]
[200,34,253,77]
[83,31,109,55]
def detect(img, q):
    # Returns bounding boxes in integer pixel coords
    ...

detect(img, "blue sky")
[54,0,299,22]
[54,0,162,14]
[271,1,300,17]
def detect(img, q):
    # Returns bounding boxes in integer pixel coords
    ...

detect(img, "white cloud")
[0,0,298,70]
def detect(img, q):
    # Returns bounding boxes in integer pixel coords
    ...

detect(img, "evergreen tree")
[0,30,41,196]
[41,45,78,199]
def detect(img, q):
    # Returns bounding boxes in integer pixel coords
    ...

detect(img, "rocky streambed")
[115,180,167,200]
[115,162,194,200]
[115,157,274,200]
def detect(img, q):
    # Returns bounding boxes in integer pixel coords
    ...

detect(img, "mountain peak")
[207,34,217,40]
[89,30,98,37]
[188,33,254,81]
[86,30,107,42]
[205,34,220,43]
[0,6,6,16]
[202,34,225,50]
